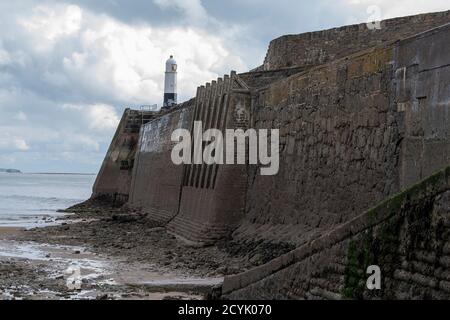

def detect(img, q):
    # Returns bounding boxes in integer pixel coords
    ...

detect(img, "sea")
[0,173,96,228]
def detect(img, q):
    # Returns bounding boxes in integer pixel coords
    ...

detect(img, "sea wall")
[127,73,253,243]
[263,10,450,71]
[232,21,450,246]
[167,72,252,243]
[236,45,400,245]
[221,24,450,299]
[92,12,450,258]
[222,166,450,299]
[92,109,156,205]
[128,100,195,223]
[396,24,450,189]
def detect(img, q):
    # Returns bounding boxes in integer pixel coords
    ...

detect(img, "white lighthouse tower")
[163,55,177,108]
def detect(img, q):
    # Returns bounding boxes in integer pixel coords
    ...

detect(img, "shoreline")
[0,202,246,300]
[0,227,25,238]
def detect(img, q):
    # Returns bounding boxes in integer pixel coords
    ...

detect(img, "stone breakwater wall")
[396,23,450,190]
[237,44,401,246]
[92,109,156,205]
[232,21,450,246]
[222,166,450,299]
[263,10,450,71]
[128,100,195,224]
[166,72,252,243]
[91,13,450,271]
[108,73,254,243]
[220,23,450,299]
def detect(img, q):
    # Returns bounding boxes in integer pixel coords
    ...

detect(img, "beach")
[0,173,245,300]
[0,200,255,300]
[0,173,276,300]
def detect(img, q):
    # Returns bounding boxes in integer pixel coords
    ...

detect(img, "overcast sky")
[0,0,449,173]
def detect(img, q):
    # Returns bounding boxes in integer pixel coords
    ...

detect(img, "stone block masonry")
[222,166,450,299]
[167,73,252,243]
[263,10,450,71]
[235,44,401,246]
[90,11,450,299]
[233,21,450,247]
[92,108,156,205]
[124,72,253,244]
[221,22,450,299]
[395,24,450,189]
[128,99,195,224]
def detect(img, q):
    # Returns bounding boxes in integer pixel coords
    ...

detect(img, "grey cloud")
[1,0,448,173]
[0,1,248,173]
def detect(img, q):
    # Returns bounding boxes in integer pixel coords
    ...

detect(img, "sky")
[0,0,449,173]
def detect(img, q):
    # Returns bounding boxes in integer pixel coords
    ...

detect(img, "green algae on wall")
[343,166,450,299]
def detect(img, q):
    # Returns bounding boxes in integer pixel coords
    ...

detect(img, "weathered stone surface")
[92,109,156,205]
[91,12,450,299]
[128,100,194,224]
[396,25,450,189]
[222,167,450,299]
[233,21,450,247]
[235,46,399,245]
[262,10,450,71]
[167,73,252,244]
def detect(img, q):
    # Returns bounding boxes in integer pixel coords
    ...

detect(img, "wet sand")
[0,227,24,238]
[0,202,249,300]
[0,224,220,300]
[0,197,289,300]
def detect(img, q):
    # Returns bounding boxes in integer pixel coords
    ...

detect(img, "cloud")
[62,103,120,131]
[14,111,27,121]
[18,4,83,49]
[340,0,450,24]
[86,104,120,131]
[0,0,448,173]
[153,0,208,22]
[14,139,30,151]
[12,3,247,105]
[0,133,30,151]
[0,1,248,172]
[0,48,11,66]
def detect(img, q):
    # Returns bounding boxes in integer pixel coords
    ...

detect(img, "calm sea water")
[0,173,96,228]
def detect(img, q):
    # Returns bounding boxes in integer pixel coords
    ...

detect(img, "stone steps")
[167,215,231,244]
[144,207,176,224]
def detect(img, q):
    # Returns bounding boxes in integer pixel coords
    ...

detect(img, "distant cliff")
[0,168,22,173]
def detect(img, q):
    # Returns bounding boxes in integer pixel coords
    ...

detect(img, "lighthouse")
[163,55,177,108]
